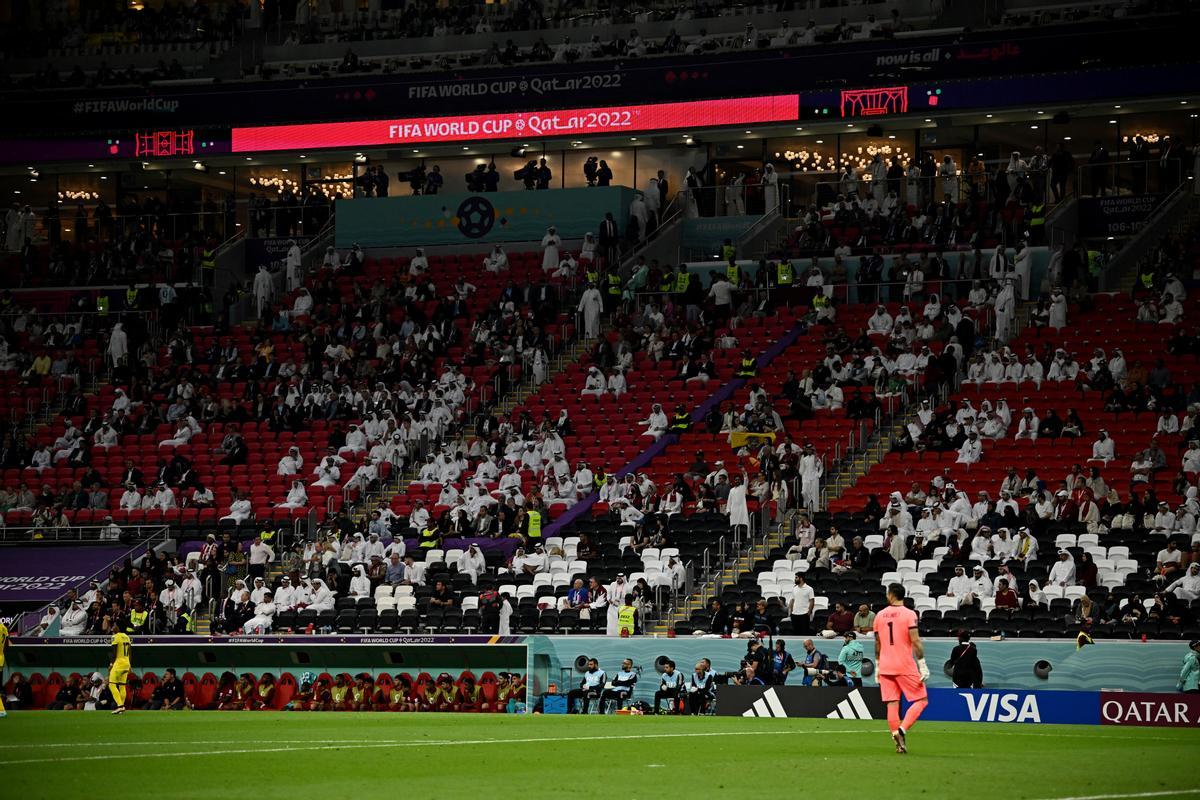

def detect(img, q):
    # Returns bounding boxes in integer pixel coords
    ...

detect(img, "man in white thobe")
[577,283,603,339]
[798,445,823,512]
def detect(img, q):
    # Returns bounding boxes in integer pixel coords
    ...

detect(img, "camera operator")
[744,637,771,682]
[514,160,538,190]
[466,164,488,193]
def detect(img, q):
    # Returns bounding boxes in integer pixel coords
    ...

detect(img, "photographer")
[745,638,770,682]
[467,164,488,193]
[771,639,797,685]
[514,160,538,190]
[799,639,829,686]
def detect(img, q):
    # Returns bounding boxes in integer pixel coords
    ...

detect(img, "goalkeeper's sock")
[902,698,928,731]
[886,702,901,733]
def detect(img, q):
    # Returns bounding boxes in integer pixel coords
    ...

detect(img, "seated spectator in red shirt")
[994,578,1021,610]
[823,602,855,635]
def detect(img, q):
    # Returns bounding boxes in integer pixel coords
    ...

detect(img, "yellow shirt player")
[108,631,132,715]
[0,620,9,718]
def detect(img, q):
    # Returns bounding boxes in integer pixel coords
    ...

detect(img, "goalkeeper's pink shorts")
[879,673,927,704]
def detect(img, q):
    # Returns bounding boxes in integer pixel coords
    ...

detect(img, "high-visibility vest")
[606,273,622,296]
[674,272,691,292]
[813,294,830,311]
[1087,251,1101,277]
[96,295,110,316]
[736,357,757,378]
[126,609,148,632]
[670,413,691,431]
[418,527,439,548]
[1140,271,1155,289]
[125,288,139,308]
[1029,202,1045,227]
[721,245,736,263]
[726,264,740,284]
[526,510,542,539]
[585,269,598,285]
[617,604,637,636]
[777,262,794,286]
[201,248,216,272]
[659,274,675,292]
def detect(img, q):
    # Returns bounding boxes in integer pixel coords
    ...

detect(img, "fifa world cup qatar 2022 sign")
[231,94,799,153]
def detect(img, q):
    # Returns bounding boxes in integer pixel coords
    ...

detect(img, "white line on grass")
[0,730,875,767]
[1029,790,1200,800]
[0,740,391,750]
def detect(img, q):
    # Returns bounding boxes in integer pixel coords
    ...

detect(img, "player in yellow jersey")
[0,619,9,718]
[108,631,132,715]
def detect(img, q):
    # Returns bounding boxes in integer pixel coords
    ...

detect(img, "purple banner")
[0,546,131,602]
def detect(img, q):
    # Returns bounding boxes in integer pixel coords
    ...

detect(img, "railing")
[0,523,170,544]
[15,525,171,635]
[679,183,791,221]
[1099,184,1196,291]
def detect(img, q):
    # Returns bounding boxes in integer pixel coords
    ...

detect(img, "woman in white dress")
[540,226,561,271]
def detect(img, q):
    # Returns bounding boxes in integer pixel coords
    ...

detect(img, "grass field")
[1,712,1198,800]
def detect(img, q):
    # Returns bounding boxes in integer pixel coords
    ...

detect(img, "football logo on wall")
[455,196,496,238]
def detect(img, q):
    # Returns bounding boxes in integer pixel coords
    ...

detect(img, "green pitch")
[1,713,1197,800]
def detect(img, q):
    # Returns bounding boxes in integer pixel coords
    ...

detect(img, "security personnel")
[617,593,638,637]
[124,601,149,634]
[524,507,542,543]
[125,283,140,311]
[585,266,599,286]
[96,293,110,317]
[735,350,757,378]
[674,269,690,293]
[418,525,440,549]
[659,269,675,294]
[670,404,691,432]
[726,261,740,286]
[1139,265,1156,291]
[776,260,794,286]
[606,271,622,306]
[721,239,736,264]
[200,243,217,281]
[1028,200,1045,244]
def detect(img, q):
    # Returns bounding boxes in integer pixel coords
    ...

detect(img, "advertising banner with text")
[1,21,1193,134]
[919,688,1100,725]
[232,95,799,153]
[1099,692,1200,728]
[0,546,133,602]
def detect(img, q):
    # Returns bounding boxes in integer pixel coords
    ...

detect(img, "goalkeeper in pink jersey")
[872,583,930,754]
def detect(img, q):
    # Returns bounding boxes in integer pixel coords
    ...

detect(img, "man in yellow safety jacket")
[735,350,757,378]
